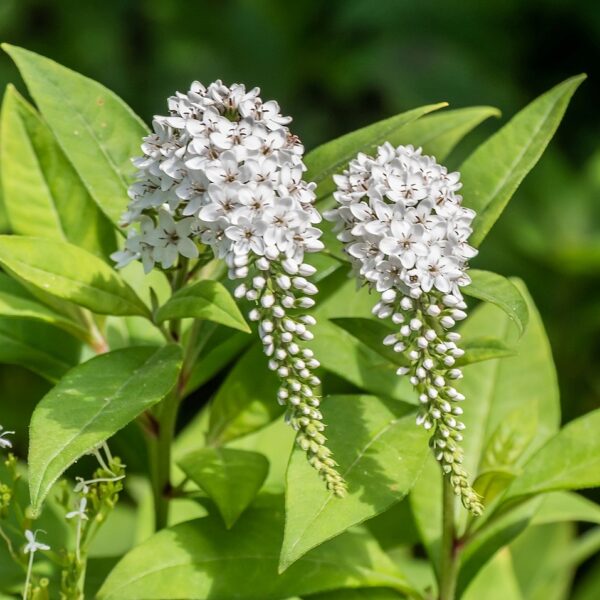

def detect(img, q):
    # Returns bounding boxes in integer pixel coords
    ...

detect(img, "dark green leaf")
[0,272,90,342]
[0,317,79,381]
[207,343,281,445]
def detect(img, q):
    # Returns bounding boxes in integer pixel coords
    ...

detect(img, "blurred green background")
[0,0,598,422]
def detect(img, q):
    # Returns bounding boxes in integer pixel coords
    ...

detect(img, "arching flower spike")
[113,81,346,496]
[326,143,482,514]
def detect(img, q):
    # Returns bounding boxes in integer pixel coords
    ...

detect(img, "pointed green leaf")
[29,344,182,512]
[281,395,429,570]
[0,236,149,317]
[178,448,268,528]
[0,272,90,342]
[462,75,586,247]
[3,44,148,224]
[457,497,543,596]
[155,280,250,333]
[464,270,529,337]
[0,85,116,258]
[306,103,447,201]
[98,500,411,600]
[386,106,501,161]
[503,408,600,502]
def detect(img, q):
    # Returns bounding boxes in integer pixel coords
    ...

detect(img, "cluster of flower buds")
[326,143,482,514]
[114,81,345,495]
[234,263,346,496]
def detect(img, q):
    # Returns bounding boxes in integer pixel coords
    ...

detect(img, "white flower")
[328,143,482,515]
[66,497,89,521]
[0,425,14,449]
[24,530,50,554]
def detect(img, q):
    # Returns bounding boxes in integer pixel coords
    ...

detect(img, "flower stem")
[439,475,459,600]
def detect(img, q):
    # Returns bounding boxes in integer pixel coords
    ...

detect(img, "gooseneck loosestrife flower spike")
[113,81,346,496]
[325,143,483,514]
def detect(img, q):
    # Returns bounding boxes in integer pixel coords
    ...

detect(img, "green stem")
[439,476,459,600]
[150,388,180,531]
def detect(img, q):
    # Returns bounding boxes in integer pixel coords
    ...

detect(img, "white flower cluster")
[326,143,482,514]
[112,80,322,276]
[114,81,345,496]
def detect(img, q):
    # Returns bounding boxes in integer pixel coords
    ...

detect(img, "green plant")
[0,44,597,600]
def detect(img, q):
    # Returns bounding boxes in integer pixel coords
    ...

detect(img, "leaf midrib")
[285,413,407,560]
[31,348,160,506]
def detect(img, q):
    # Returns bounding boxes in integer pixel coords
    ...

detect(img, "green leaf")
[309,590,405,600]
[155,280,250,333]
[312,319,414,402]
[458,280,560,512]
[464,270,529,337]
[462,549,524,600]
[457,497,543,596]
[98,498,411,600]
[3,44,148,224]
[207,343,281,445]
[503,408,600,502]
[332,317,515,369]
[384,106,501,162]
[0,272,90,342]
[509,523,574,600]
[29,344,182,512]
[306,103,447,201]
[281,395,429,570]
[0,317,79,381]
[0,85,116,258]
[461,75,586,247]
[0,236,149,317]
[178,448,268,528]
[532,492,600,527]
